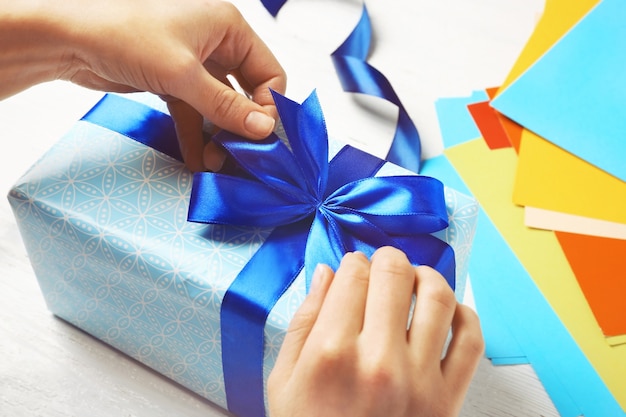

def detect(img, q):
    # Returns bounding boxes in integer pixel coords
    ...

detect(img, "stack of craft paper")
[492,0,626,345]
[426,0,626,415]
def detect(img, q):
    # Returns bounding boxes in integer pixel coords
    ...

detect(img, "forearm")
[0,0,78,98]
[0,0,286,162]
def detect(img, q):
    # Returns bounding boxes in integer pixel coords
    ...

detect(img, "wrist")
[0,0,117,98]
[0,0,73,97]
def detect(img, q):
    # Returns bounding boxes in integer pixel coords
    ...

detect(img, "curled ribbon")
[260,0,422,173]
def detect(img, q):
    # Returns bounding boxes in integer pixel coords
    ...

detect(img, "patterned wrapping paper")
[7,93,478,414]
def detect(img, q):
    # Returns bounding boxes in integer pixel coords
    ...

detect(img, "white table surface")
[0,0,562,416]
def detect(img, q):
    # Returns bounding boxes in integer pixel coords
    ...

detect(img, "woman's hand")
[268,246,484,417]
[1,0,286,172]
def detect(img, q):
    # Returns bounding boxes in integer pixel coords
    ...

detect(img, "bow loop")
[214,131,314,198]
[324,175,449,235]
[188,90,453,285]
[188,173,317,227]
[272,90,329,199]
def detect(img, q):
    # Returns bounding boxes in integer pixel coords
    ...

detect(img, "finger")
[408,265,457,363]
[166,99,205,172]
[182,65,276,140]
[202,141,227,172]
[441,304,484,397]
[219,32,287,108]
[272,264,334,375]
[311,252,371,339]
[190,7,286,132]
[227,69,280,111]
[362,247,416,344]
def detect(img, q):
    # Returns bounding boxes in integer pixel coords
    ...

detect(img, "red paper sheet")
[467,100,511,150]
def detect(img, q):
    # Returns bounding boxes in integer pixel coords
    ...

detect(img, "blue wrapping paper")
[8,92,478,416]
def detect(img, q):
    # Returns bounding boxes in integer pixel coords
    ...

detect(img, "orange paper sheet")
[556,231,626,340]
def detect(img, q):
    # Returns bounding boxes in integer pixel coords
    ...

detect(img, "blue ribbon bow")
[189,90,455,417]
[80,91,454,417]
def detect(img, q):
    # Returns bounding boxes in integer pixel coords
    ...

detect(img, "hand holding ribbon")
[189,90,453,288]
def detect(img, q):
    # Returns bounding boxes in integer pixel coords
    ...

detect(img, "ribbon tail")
[330,4,422,174]
[221,218,311,417]
[333,3,372,59]
[331,54,421,173]
[387,110,422,174]
[260,0,288,16]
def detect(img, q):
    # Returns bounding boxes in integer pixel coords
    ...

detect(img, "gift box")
[8,91,478,417]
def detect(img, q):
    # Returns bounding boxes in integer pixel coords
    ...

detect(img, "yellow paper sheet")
[514,129,626,224]
[497,0,600,94]
[445,138,626,409]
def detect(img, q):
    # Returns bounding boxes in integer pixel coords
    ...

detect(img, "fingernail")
[244,111,275,137]
[203,147,227,172]
[203,141,227,172]
[310,264,326,294]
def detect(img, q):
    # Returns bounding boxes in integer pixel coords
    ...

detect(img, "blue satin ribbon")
[191,90,454,417]
[80,92,454,417]
[260,0,422,173]
[261,0,287,17]
[81,94,183,162]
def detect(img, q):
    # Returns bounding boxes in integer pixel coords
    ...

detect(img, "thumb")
[180,64,276,139]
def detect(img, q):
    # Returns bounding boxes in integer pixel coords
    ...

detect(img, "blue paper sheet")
[491,0,626,182]
[422,156,528,366]
[434,90,488,148]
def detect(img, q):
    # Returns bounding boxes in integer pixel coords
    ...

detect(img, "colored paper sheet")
[434,90,488,148]
[446,138,626,412]
[492,0,626,182]
[526,207,626,240]
[467,101,511,150]
[514,129,626,225]
[556,231,626,339]
[421,156,529,366]
[483,87,523,152]
[434,93,624,415]
[423,150,619,416]
[495,112,523,153]
[497,0,600,93]
[470,211,580,417]
[485,87,499,100]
